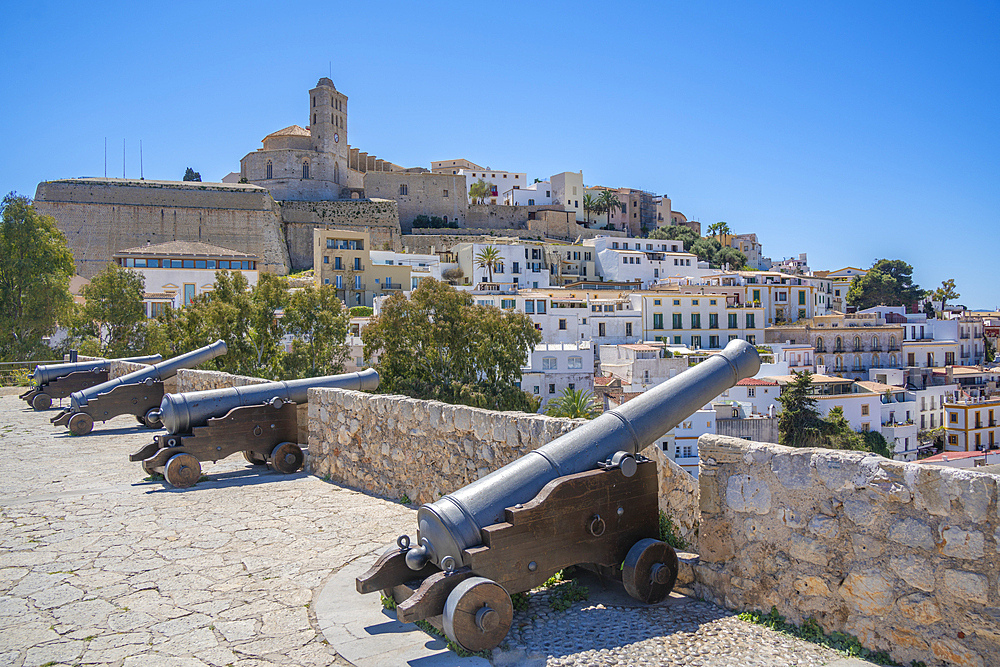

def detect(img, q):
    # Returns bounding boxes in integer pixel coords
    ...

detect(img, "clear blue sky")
[2,1,997,309]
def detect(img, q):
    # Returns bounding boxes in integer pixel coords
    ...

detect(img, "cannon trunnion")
[357,339,760,652]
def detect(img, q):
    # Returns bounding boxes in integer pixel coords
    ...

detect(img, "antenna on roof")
[140,140,144,180]
[104,138,107,177]
[123,139,126,179]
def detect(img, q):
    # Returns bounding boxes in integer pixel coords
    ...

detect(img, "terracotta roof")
[594,376,618,387]
[736,378,779,386]
[116,241,258,259]
[920,450,988,463]
[264,125,310,140]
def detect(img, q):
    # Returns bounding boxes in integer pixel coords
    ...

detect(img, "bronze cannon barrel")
[31,355,162,386]
[157,368,380,434]
[405,338,760,571]
[69,340,228,410]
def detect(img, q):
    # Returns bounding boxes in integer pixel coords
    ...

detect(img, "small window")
[182,260,194,268]
[399,184,408,195]
[568,356,583,369]
[862,404,869,416]
[219,261,230,269]
[950,413,958,423]
[542,357,558,370]
[443,189,448,197]
[549,384,556,395]
[195,260,207,269]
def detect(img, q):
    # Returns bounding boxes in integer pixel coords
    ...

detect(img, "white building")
[587,236,707,287]
[502,180,551,206]
[369,250,443,291]
[113,241,259,317]
[598,343,688,392]
[521,341,594,408]
[640,292,766,349]
[668,408,716,478]
[551,171,585,222]
[453,242,552,291]
[430,159,527,204]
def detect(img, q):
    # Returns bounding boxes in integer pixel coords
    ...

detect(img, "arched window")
[890,353,897,367]
[835,356,843,371]
[816,355,824,367]
[312,96,316,107]
[334,162,340,185]
[331,113,335,124]
[835,336,843,352]
[266,161,272,179]
[302,161,310,179]
[872,335,880,350]
[854,354,863,371]
[872,353,880,368]
[890,335,897,350]
[853,336,862,351]
[313,113,316,125]
[816,336,825,352]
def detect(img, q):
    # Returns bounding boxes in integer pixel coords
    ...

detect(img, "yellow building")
[945,397,1000,452]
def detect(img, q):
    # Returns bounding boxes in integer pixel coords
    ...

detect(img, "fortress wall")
[684,434,998,667]
[466,204,529,230]
[35,179,290,279]
[278,199,402,272]
[363,172,468,233]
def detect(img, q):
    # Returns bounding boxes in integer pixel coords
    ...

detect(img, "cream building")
[641,292,766,349]
[114,241,259,317]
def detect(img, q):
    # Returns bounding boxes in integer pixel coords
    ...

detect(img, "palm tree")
[596,189,622,229]
[707,221,731,239]
[475,245,501,283]
[469,178,491,205]
[583,193,596,226]
[544,387,600,419]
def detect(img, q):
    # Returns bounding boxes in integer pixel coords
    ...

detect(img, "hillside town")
[12,77,1000,477]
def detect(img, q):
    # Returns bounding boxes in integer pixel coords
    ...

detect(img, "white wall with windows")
[455,242,551,291]
[521,341,594,409]
[502,180,551,206]
[641,293,766,349]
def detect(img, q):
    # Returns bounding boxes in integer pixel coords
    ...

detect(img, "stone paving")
[0,389,878,666]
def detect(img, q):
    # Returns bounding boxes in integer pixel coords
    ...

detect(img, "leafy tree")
[647,225,699,251]
[74,263,147,357]
[469,178,491,205]
[922,300,936,319]
[986,337,995,364]
[707,221,731,238]
[0,193,75,361]
[544,387,600,419]
[280,283,349,379]
[475,245,501,283]
[846,259,922,312]
[349,306,373,317]
[777,370,825,447]
[714,246,747,270]
[596,189,622,228]
[183,167,202,182]
[933,279,960,313]
[361,279,541,412]
[689,237,722,265]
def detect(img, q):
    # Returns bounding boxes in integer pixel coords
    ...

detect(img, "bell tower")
[309,78,348,161]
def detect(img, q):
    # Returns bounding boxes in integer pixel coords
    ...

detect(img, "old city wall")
[466,204,530,230]
[682,434,998,667]
[402,232,525,255]
[34,179,290,279]
[278,199,402,272]
[527,210,626,241]
[364,172,468,233]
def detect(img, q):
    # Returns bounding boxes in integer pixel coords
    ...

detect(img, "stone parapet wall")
[466,204,530,230]
[686,434,998,667]
[109,360,176,393]
[307,387,589,503]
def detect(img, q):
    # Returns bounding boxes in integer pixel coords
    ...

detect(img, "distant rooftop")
[115,241,258,259]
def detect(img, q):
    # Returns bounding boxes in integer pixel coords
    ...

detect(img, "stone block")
[940,525,985,559]
[838,569,894,615]
[725,475,772,515]
[698,520,734,563]
[789,533,829,567]
[793,576,831,597]
[905,465,953,516]
[842,498,877,528]
[813,450,863,490]
[896,592,943,625]
[807,515,839,539]
[851,534,884,560]
[770,450,814,489]
[887,518,936,551]
[931,638,984,667]
[943,570,989,605]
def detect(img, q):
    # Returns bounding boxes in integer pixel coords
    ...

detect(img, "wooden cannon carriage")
[21,355,160,411]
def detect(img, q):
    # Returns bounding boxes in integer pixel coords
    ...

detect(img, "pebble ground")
[0,388,877,666]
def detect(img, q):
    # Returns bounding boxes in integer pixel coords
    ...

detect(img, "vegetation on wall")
[362,279,541,412]
[182,167,202,182]
[0,193,75,361]
[413,214,458,229]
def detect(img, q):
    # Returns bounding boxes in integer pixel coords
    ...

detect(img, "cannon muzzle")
[405,339,760,571]
[157,368,380,434]
[31,355,162,386]
[70,340,227,410]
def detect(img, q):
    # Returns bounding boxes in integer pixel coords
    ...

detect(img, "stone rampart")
[278,199,402,271]
[466,204,530,230]
[684,434,997,667]
[402,233,526,255]
[35,179,290,279]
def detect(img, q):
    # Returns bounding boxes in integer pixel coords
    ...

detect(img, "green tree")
[74,263,147,357]
[0,193,76,361]
[183,167,202,182]
[707,221,731,238]
[986,338,996,364]
[714,246,747,270]
[846,259,923,312]
[648,225,699,251]
[583,193,596,225]
[349,306,373,317]
[544,387,600,419]
[776,370,825,447]
[933,278,960,313]
[469,178,491,205]
[475,245,501,283]
[689,237,722,265]
[596,189,622,228]
[280,283,350,379]
[362,279,541,412]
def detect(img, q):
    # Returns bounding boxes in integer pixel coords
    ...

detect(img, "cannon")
[128,369,380,488]
[51,340,228,435]
[357,339,760,652]
[20,355,162,410]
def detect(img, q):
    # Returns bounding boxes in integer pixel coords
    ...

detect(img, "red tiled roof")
[594,377,617,386]
[920,450,984,463]
[736,378,779,386]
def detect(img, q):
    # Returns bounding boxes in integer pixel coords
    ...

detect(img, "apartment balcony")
[382,283,403,290]
[960,334,970,339]
[888,346,901,352]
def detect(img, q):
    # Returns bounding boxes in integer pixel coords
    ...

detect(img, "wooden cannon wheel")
[243,450,268,465]
[31,393,52,411]
[68,412,94,436]
[622,538,678,604]
[442,577,512,653]
[270,442,303,474]
[164,453,201,488]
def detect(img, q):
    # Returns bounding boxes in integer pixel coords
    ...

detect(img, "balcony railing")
[382,283,403,290]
